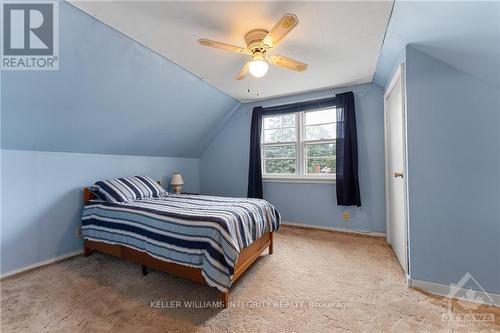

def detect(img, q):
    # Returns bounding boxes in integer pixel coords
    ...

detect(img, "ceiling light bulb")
[249,60,269,78]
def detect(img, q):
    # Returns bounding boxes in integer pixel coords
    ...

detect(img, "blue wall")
[201,84,386,233]
[405,45,500,293]
[0,2,227,275]
[0,149,199,275]
[374,1,500,294]
[1,2,238,158]
[374,1,500,88]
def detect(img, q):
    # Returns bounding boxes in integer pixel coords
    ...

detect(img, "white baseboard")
[0,249,83,279]
[410,278,500,307]
[282,221,386,237]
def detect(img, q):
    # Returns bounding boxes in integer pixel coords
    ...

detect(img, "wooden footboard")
[83,232,273,307]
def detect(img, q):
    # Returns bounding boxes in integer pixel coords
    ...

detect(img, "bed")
[81,185,281,308]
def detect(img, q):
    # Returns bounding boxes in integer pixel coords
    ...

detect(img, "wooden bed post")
[83,244,91,257]
[221,292,229,308]
[83,189,91,258]
[269,232,274,255]
[83,187,92,205]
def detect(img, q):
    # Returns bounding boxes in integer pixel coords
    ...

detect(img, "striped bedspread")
[81,194,281,292]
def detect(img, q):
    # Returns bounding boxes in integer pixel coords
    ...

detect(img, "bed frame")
[82,187,273,308]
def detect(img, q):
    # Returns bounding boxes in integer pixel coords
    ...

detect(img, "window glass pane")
[306,158,335,174]
[263,114,295,129]
[263,145,295,158]
[265,159,296,174]
[264,128,296,143]
[281,114,295,127]
[281,128,296,141]
[305,109,335,125]
[306,143,335,158]
[263,116,281,129]
[264,129,279,142]
[305,123,335,141]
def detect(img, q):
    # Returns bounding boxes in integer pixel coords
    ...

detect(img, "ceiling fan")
[198,14,308,80]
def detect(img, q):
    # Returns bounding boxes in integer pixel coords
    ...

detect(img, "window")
[261,108,336,182]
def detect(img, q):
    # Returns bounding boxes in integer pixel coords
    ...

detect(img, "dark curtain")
[336,92,361,206]
[247,97,337,199]
[247,107,264,198]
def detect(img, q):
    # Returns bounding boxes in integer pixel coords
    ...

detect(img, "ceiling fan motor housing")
[245,29,269,53]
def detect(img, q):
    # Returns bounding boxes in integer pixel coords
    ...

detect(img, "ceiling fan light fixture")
[198,13,305,80]
[249,59,268,78]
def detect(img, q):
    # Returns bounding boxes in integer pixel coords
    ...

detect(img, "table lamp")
[170,173,184,194]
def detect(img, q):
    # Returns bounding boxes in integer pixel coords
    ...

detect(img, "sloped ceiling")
[1,2,239,158]
[69,1,393,102]
[374,1,500,88]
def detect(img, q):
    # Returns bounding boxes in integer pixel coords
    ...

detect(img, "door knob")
[394,171,404,178]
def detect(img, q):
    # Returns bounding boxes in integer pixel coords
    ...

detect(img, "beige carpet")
[1,226,499,332]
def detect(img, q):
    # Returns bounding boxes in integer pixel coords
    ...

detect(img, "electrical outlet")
[75,227,82,239]
[343,212,350,222]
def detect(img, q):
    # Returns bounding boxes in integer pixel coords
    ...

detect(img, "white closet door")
[384,65,408,273]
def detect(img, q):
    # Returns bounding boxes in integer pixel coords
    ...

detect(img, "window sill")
[262,176,336,184]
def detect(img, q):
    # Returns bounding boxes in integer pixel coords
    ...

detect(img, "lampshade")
[249,60,268,78]
[170,173,184,185]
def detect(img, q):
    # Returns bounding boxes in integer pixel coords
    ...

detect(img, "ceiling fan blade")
[198,39,250,54]
[262,14,299,47]
[268,55,308,72]
[236,62,250,80]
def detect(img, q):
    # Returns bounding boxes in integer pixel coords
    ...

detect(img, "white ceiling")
[70,1,393,102]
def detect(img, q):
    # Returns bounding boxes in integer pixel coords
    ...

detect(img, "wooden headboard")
[83,187,95,205]
[83,181,162,205]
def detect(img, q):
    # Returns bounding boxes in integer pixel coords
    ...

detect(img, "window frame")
[261,108,336,183]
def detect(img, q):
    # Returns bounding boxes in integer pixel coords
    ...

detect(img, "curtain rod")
[260,94,336,110]
[261,95,337,112]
